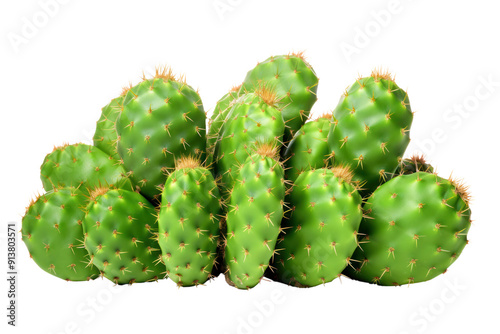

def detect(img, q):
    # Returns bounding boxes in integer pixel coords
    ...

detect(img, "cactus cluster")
[22,53,472,290]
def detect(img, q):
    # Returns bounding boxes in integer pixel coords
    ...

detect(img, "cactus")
[241,52,319,142]
[116,67,206,202]
[93,94,125,161]
[21,187,100,281]
[344,172,471,286]
[393,154,434,177]
[208,84,242,152]
[158,156,222,287]
[224,144,285,289]
[327,70,413,196]
[83,187,165,285]
[40,143,133,196]
[283,113,332,183]
[214,87,285,193]
[272,167,363,287]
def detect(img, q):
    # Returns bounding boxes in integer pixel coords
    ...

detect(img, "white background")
[1,0,499,333]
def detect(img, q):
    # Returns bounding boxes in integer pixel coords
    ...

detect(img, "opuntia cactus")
[40,143,133,196]
[214,87,285,194]
[116,67,206,201]
[327,70,413,196]
[392,154,434,178]
[93,94,125,161]
[158,156,222,287]
[224,143,285,289]
[241,52,319,142]
[208,84,242,152]
[21,187,100,281]
[83,187,165,285]
[283,113,332,183]
[272,167,363,287]
[344,172,471,285]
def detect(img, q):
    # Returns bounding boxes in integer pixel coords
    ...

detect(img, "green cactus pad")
[241,52,318,142]
[158,157,222,287]
[208,85,242,152]
[327,70,413,196]
[283,113,332,183]
[40,143,133,196]
[93,95,124,161]
[224,145,285,289]
[273,167,363,287]
[393,154,434,177]
[344,172,471,286]
[116,69,206,201]
[83,188,166,284]
[21,187,100,281]
[214,90,285,193]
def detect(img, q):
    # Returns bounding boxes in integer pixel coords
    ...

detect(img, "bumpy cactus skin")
[116,69,206,201]
[158,158,222,286]
[83,188,165,284]
[21,187,100,281]
[344,172,471,286]
[224,147,285,289]
[283,114,332,183]
[241,53,318,142]
[40,143,133,195]
[93,96,124,161]
[273,168,363,287]
[214,92,284,193]
[327,70,413,196]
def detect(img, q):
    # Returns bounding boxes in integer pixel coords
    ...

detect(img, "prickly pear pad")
[21,187,100,281]
[40,143,133,195]
[241,52,318,142]
[393,154,434,177]
[93,95,124,161]
[273,168,363,287]
[283,114,332,183]
[208,85,242,152]
[117,71,206,201]
[83,188,165,285]
[158,157,221,286]
[327,70,413,196]
[214,91,285,193]
[224,147,285,289]
[344,172,471,286]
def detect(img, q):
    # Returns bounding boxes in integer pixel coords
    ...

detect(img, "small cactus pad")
[273,167,363,287]
[21,187,100,281]
[83,188,165,284]
[224,144,286,289]
[214,90,285,193]
[283,113,332,183]
[40,143,133,195]
[393,154,434,177]
[344,172,471,286]
[241,52,319,142]
[116,68,206,201]
[93,95,124,161]
[158,157,222,287]
[327,70,413,196]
